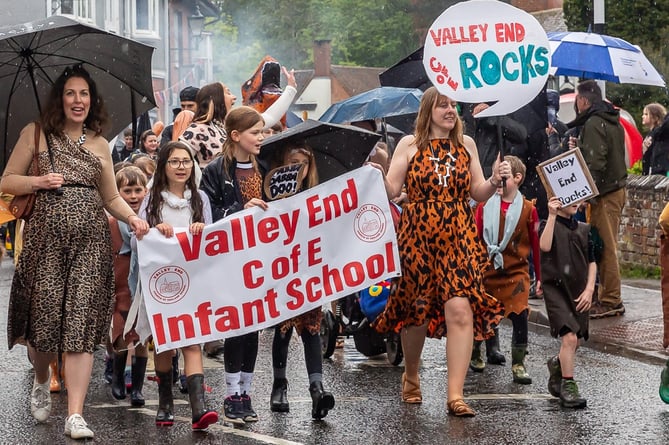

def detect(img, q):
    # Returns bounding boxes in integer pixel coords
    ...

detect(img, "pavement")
[527,278,668,365]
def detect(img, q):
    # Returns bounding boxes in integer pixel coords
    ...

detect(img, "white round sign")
[423,0,550,117]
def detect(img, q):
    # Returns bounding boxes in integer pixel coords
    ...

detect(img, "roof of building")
[532,8,568,32]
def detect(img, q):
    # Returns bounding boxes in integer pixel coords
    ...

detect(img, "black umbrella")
[134,111,153,149]
[259,119,381,183]
[0,16,156,169]
[379,46,431,91]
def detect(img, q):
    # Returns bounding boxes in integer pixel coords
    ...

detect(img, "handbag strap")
[31,122,40,176]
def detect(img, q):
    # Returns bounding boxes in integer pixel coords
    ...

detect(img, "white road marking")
[90,404,304,445]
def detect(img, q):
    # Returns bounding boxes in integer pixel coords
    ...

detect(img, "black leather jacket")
[200,156,268,222]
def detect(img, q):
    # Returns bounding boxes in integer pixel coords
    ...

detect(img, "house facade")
[0,0,220,124]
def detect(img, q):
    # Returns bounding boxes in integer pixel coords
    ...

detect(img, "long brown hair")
[413,86,464,150]
[220,106,265,174]
[41,64,109,136]
[193,82,228,124]
[145,141,204,227]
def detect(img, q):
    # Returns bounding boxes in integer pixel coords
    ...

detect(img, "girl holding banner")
[138,141,218,430]
[370,87,507,417]
[264,143,336,420]
[200,106,269,425]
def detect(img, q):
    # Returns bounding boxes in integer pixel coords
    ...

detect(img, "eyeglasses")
[167,159,194,169]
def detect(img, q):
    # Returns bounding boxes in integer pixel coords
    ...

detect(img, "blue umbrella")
[319,87,423,131]
[547,31,665,87]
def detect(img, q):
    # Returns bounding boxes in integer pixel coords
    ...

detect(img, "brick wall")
[618,175,669,269]
[512,0,563,13]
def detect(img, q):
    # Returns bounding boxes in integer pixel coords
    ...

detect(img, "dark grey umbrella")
[0,16,156,169]
[259,119,381,183]
[379,46,431,91]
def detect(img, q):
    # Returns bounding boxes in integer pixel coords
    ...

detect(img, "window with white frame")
[104,0,120,33]
[134,0,159,36]
[52,0,95,22]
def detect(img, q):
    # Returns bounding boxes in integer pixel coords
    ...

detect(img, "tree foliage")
[207,0,423,97]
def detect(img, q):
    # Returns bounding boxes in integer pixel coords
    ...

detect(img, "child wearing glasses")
[200,106,269,425]
[137,141,218,430]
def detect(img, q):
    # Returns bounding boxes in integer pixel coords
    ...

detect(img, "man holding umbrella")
[568,80,627,318]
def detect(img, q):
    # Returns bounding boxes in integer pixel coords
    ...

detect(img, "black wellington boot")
[469,341,485,372]
[130,356,147,407]
[111,351,128,400]
[155,370,174,427]
[309,381,335,420]
[270,378,289,412]
[187,374,219,431]
[486,328,506,365]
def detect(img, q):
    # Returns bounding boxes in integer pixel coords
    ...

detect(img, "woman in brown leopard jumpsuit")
[0,65,149,438]
[370,86,508,417]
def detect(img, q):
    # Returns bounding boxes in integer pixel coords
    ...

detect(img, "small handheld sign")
[263,163,305,200]
[536,148,599,207]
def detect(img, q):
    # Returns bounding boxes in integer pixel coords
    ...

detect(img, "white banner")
[137,166,401,353]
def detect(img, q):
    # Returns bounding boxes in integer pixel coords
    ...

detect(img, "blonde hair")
[504,155,526,184]
[115,165,148,189]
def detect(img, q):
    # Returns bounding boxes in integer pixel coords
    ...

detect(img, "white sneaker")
[30,368,52,422]
[64,414,94,439]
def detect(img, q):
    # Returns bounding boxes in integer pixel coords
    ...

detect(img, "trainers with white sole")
[64,413,94,439]
[31,368,52,422]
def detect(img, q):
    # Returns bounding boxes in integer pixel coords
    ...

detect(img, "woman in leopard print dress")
[370,87,507,417]
[0,65,149,438]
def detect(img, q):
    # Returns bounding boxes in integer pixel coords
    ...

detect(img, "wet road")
[1,257,668,444]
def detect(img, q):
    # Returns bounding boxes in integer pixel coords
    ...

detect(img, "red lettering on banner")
[214,306,240,331]
[289,244,301,272]
[280,210,299,244]
[243,260,264,288]
[322,265,344,295]
[194,302,213,335]
[168,314,195,341]
[286,278,304,310]
[386,241,397,272]
[176,232,201,262]
[495,22,525,42]
[205,230,231,256]
[264,288,280,318]
[286,276,324,305]
[258,216,279,243]
[306,276,322,302]
[307,238,322,266]
[153,314,167,345]
[242,298,266,325]
[271,256,290,279]
[150,244,398,347]
[307,179,358,227]
[244,214,256,247]
[342,261,365,286]
[230,218,245,250]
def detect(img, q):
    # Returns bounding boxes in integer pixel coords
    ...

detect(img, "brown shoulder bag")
[9,123,40,220]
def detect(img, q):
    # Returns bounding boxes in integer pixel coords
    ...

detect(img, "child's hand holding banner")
[137,166,401,353]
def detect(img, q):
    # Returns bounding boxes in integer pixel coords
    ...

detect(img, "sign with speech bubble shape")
[264,163,305,201]
[536,148,599,207]
[423,0,550,117]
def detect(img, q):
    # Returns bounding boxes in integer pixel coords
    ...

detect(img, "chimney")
[313,40,331,77]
